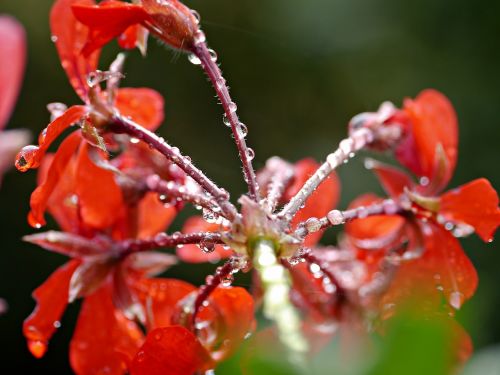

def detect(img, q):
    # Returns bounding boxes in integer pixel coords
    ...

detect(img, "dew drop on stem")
[188,53,202,65]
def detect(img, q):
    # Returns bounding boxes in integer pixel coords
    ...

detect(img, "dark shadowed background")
[1,0,499,373]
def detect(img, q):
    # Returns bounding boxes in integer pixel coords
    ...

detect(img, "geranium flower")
[0,15,30,186]
[15,0,164,229]
[129,286,254,375]
[69,0,200,56]
[345,89,500,312]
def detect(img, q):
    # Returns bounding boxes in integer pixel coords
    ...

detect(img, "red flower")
[130,286,255,375]
[15,0,165,229]
[70,0,200,56]
[345,90,500,311]
[0,15,30,186]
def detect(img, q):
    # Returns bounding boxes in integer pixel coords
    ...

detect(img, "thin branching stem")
[279,128,374,222]
[120,231,224,255]
[109,113,238,220]
[192,42,260,200]
[294,198,401,238]
[146,175,224,217]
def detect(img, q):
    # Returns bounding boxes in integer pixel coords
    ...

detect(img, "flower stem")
[146,175,223,216]
[192,42,260,200]
[252,238,308,360]
[120,231,224,255]
[109,113,238,220]
[279,128,374,222]
[294,198,400,238]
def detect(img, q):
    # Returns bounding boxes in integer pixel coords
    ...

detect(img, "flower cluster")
[14,0,500,374]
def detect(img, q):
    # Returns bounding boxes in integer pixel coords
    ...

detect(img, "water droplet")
[208,48,217,62]
[47,102,67,121]
[136,350,145,363]
[50,35,58,43]
[327,210,345,225]
[198,241,215,254]
[419,176,430,186]
[221,273,234,287]
[15,145,40,172]
[53,321,61,329]
[202,208,217,224]
[228,102,237,113]
[193,30,206,44]
[188,53,201,65]
[305,217,321,233]
[247,148,255,161]
[154,331,163,341]
[449,291,464,310]
[222,114,231,127]
[238,123,248,137]
[191,9,201,24]
[216,77,226,89]
[130,137,140,144]
[28,340,47,359]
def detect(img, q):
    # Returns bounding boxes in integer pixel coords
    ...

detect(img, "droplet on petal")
[27,339,47,359]
[15,145,40,172]
[188,53,201,65]
[449,291,464,310]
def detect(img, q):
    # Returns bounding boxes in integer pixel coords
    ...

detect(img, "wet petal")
[23,231,108,258]
[133,278,196,330]
[15,105,86,172]
[366,158,414,198]
[72,0,150,56]
[70,285,144,375]
[130,326,213,375]
[397,89,458,186]
[197,287,255,362]
[51,0,100,101]
[382,223,478,312]
[137,192,176,239]
[69,257,114,302]
[115,88,164,131]
[177,216,231,263]
[127,251,177,277]
[23,260,79,358]
[284,158,341,247]
[28,132,81,228]
[440,178,500,242]
[345,194,405,251]
[75,143,124,229]
[0,16,26,130]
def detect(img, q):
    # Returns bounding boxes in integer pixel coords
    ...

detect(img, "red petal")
[130,326,213,375]
[117,24,148,53]
[197,287,255,362]
[177,216,232,263]
[398,89,458,185]
[137,192,176,239]
[382,223,478,311]
[367,159,414,198]
[284,158,341,247]
[0,16,26,130]
[23,260,80,358]
[28,132,82,228]
[70,285,144,375]
[133,278,196,330]
[440,178,500,242]
[115,88,164,131]
[51,0,100,101]
[345,194,405,250]
[72,0,150,57]
[15,105,86,172]
[75,143,124,229]
[23,231,107,257]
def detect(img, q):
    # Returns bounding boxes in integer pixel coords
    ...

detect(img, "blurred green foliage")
[1,0,499,373]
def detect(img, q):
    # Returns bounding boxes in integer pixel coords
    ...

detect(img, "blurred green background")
[1,0,499,373]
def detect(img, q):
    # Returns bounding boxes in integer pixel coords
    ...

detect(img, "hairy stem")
[263,157,294,213]
[146,175,223,216]
[190,259,242,327]
[120,231,224,255]
[294,198,401,238]
[109,113,238,220]
[192,42,260,200]
[279,128,374,222]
